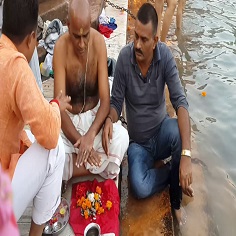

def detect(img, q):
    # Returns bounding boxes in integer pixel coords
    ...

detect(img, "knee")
[129,177,151,199]
[168,119,181,146]
[127,143,142,165]
[113,124,129,150]
[130,177,154,199]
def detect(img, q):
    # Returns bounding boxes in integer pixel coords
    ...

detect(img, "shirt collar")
[130,41,161,66]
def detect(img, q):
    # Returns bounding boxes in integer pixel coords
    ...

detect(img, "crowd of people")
[0,0,192,235]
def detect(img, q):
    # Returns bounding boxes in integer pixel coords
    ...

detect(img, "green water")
[171,0,236,235]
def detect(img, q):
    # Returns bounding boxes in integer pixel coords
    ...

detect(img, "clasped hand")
[74,134,101,168]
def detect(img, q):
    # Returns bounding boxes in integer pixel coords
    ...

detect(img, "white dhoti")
[12,130,65,225]
[62,103,129,180]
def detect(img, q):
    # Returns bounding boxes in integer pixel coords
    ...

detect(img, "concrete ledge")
[119,157,174,235]
[39,0,69,24]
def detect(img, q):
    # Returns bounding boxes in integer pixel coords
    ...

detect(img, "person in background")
[0,0,71,235]
[155,0,186,42]
[176,0,186,30]
[103,2,193,225]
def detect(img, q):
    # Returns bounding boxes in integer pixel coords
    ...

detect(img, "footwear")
[61,180,68,195]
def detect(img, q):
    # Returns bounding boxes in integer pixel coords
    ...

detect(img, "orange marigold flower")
[96,186,102,195]
[84,210,89,219]
[95,202,100,211]
[77,199,81,207]
[94,193,99,201]
[86,199,92,209]
[82,202,87,210]
[77,197,84,207]
[97,207,104,214]
[201,91,207,97]
[106,200,112,210]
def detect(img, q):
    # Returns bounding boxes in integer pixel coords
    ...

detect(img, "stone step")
[39,0,69,24]
[39,0,104,26]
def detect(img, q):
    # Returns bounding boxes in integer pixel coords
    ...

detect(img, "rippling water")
[173,0,236,235]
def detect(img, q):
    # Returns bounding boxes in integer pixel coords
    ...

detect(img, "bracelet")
[49,99,60,107]
[106,115,113,123]
[181,149,191,158]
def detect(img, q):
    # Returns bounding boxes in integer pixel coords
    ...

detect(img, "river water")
[127,0,236,235]
[174,0,236,235]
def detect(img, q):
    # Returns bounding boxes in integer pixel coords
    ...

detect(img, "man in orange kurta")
[0,0,71,235]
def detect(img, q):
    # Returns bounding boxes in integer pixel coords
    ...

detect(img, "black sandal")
[61,180,68,195]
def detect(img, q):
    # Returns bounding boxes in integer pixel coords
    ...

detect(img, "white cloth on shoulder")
[61,103,129,180]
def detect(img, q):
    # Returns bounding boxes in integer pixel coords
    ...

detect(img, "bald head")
[68,0,91,24]
[67,0,91,54]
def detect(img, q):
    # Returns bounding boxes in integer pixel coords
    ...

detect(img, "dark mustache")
[135,48,143,55]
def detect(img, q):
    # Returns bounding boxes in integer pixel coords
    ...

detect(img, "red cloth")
[98,24,113,38]
[69,179,120,236]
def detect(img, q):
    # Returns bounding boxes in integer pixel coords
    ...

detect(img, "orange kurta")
[0,35,61,178]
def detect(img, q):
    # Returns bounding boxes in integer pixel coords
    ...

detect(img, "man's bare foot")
[174,206,187,226]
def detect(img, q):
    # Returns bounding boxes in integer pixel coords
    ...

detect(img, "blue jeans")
[127,116,182,209]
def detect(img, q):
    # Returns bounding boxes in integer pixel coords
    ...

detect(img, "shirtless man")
[53,0,129,183]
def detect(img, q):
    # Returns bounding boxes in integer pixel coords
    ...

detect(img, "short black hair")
[2,0,38,44]
[137,3,158,36]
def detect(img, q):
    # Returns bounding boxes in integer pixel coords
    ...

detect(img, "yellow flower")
[60,207,66,216]
[106,200,112,210]
[94,193,99,201]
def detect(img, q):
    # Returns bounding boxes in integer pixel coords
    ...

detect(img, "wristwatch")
[181,149,191,158]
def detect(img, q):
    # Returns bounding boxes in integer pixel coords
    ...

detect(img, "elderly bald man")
[53,0,129,189]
